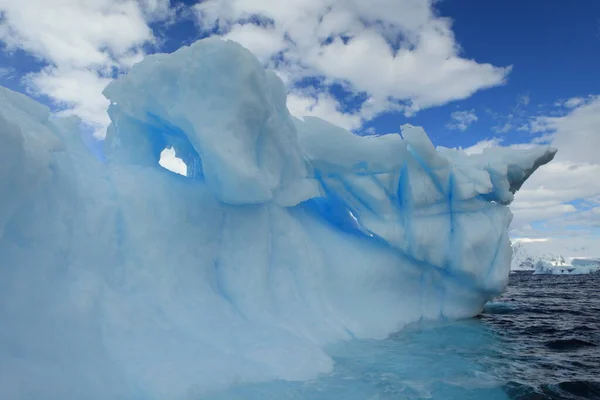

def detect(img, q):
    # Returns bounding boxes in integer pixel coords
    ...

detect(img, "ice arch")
[0,38,555,399]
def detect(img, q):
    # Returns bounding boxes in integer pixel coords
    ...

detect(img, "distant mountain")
[511,241,567,271]
[511,241,600,275]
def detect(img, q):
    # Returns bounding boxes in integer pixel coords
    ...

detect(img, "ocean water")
[202,272,600,400]
[483,272,600,399]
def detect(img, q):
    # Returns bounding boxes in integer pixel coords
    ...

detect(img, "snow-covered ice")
[0,38,556,399]
[533,258,600,275]
[511,240,599,274]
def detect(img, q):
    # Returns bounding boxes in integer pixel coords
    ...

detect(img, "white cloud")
[447,109,478,131]
[564,97,585,108]
[193,0,511,123]
[516,124,529,131]
[464,95,600,246]
[486,96,600,237]
[1,0,510,133]
[159,147,187,176]
[554,96,595,109]
[485,94,531,135]
[287,90,362,130]
[24,67,113,129]
[512,237,549,244]
[491,122,512,133]
[510,199,578,229]
[0,0,175,137]
[510,233,600,260]
[529,95,600,163]
[0,66,15,79]
[517,93,530,106]
[222,24,287,63]
[462,137,503,155]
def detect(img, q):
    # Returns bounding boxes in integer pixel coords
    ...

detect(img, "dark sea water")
[481,272,600,399]
[204,272,600,400]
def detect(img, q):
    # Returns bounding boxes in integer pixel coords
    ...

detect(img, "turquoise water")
[203,319,510,400]
[202,273,600,400]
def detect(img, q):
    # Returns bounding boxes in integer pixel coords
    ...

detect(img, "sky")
[0,0,599,257]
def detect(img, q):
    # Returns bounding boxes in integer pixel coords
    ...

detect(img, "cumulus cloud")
[23,67,113,128]
[159,147,187,176]
[530,95,600,163]
[194,0,511,125]
[0,0,175,137]
[0,0,510,133]
[222,23,287,63]
[447,109,478,131]
[287,90,362,130]
[470,95,600,238]
[462,137,503,154]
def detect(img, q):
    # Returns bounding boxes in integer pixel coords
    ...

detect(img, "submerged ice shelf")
[0,38,555,399]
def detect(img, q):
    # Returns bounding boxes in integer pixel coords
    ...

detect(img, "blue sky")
[365,0,600,147]
[1,0,599,256]
[1,0,598,147]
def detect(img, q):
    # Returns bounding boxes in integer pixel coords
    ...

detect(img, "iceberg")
[0,38,556,399]
[533,258,600,275]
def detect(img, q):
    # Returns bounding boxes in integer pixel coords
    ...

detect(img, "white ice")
[533,258,600,275]
[0,38,555,399]
[511,240,600,274]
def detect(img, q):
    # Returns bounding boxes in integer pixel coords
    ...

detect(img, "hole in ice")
[159,147,187,176]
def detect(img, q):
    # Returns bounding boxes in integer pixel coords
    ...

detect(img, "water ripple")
[202,272,600,399]
[483,272,600,399]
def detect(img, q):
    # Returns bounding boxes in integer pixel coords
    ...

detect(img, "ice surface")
[0,38,555,399]
[533,258,600,275]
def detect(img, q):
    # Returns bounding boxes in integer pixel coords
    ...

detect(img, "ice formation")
[510,242,567,271]
[533,258,600,275]
[0,38,556,399]
[511,242,600,274]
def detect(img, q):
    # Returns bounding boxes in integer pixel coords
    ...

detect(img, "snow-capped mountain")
[511,241,565,270]
[511,240,600,274]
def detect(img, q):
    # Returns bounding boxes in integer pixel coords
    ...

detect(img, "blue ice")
[0,38,555,399]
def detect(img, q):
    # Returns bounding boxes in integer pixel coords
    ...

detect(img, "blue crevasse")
[0,38,555,399]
